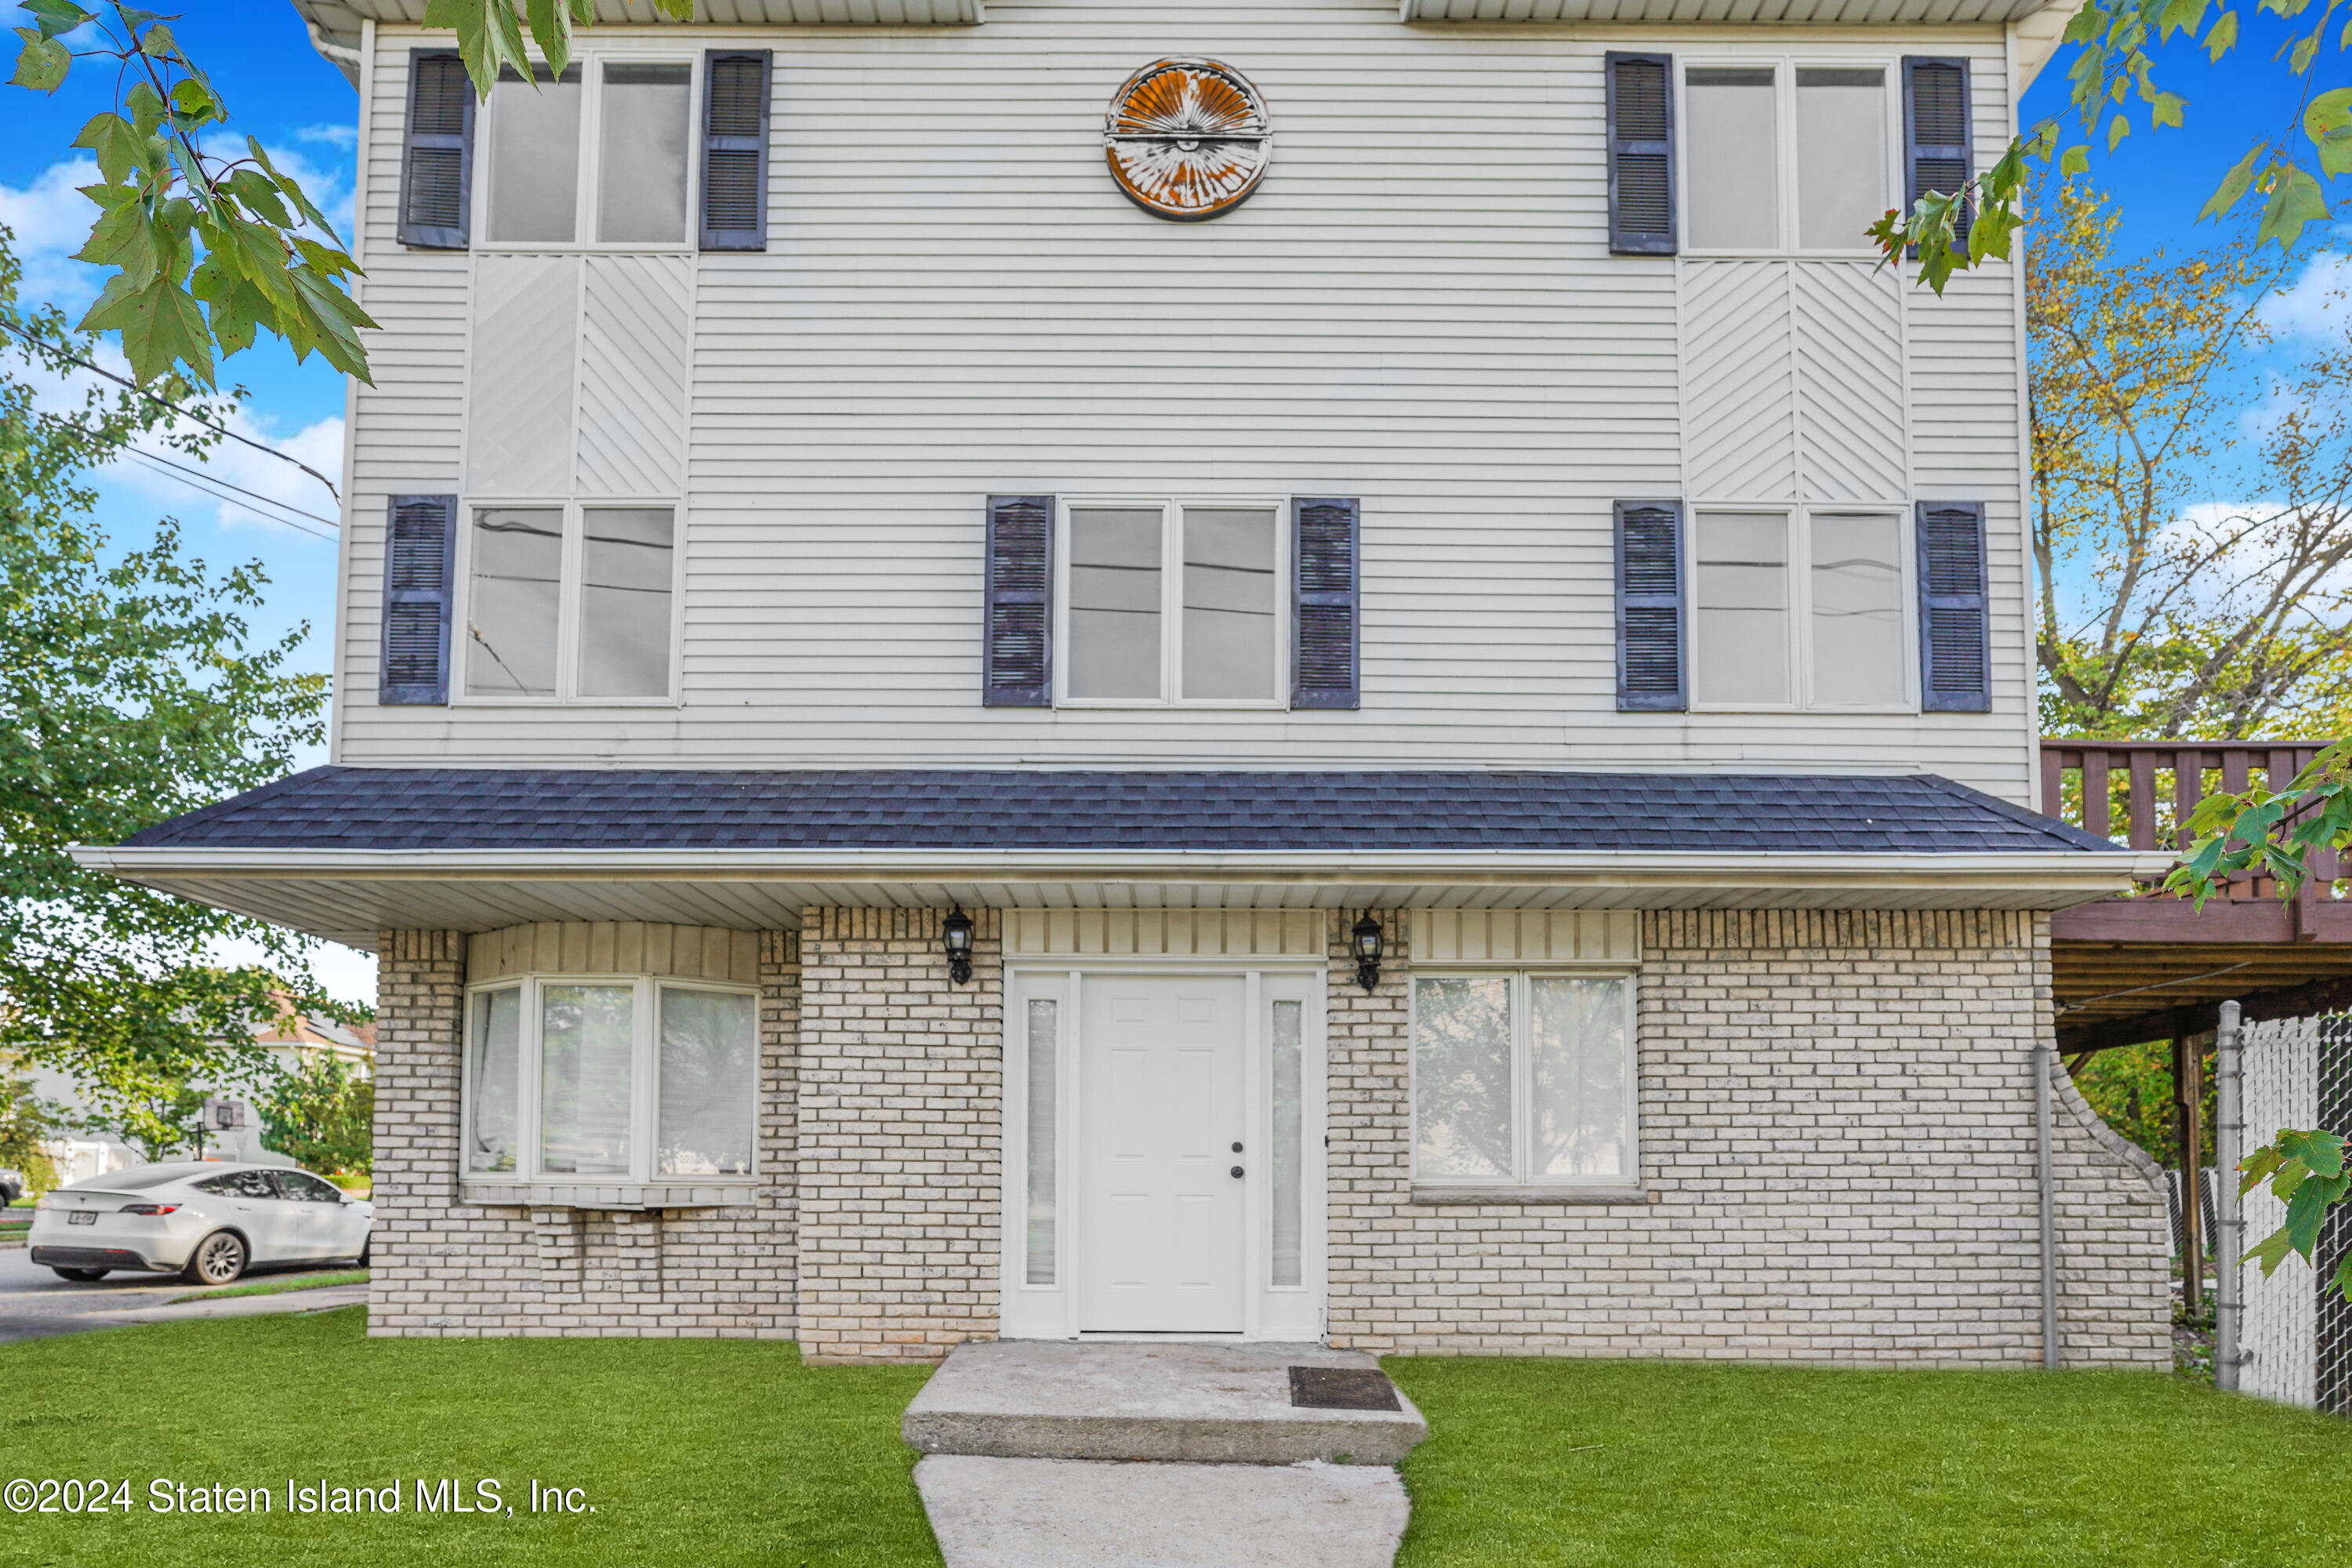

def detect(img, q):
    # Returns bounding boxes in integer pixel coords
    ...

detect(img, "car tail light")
[118,1203,181,1216]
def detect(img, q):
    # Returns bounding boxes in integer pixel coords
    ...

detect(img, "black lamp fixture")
[1351,913,1385,993]
[942,906,975,986]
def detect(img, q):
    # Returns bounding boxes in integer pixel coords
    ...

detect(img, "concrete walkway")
[906,1342,1422,1567]
[917,1455,1410,1568]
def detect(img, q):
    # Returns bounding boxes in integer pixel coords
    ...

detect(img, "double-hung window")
[1690,507,1908,710]
[1411,971,1637,1192]
[462,504,677,702]
[481,57,695,247]
[1682,60,1893,255]
[1060,500,1286,706]
[465,975,758,1182]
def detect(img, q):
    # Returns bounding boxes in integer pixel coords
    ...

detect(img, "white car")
[28,1162,372,1287]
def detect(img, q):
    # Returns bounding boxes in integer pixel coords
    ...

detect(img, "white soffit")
[74,847,2162,954]
[1400,0,2048,21]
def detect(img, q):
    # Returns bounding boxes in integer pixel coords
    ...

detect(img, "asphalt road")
[0,1242,368,1343]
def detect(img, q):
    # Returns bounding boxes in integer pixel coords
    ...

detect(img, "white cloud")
[0,157,103,309]
[2256,251,2351,344]
[295,123,359,151]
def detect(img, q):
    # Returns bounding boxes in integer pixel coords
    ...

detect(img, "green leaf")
[247,138,344,248]
[2206,6,2241,56]
[125,79,165,138]
[2291,28,2321,73]
[136,21,179,61]
[2064,0,2106,42]
[2060,143,2092,176]
[2160,0,2211,37]
[2307,86,2352,175]
[2240,1143,2287,1196]
[525,0,575,78]
[420,0,533,99]
[9,28,70,92]
[2108,112,2132,151]
[2245,1221,2299,1276]
[2279,1128,2348,1178]
[221,167,292,230]
[81,272,215,387]
[167,76,220,127]
[2151,90,2187,127]
[2200,144,2262,220]
[71,113,146,186]
[2258,161,2330,249]
[22,1,94,40]
[2335,1249,2352,1302]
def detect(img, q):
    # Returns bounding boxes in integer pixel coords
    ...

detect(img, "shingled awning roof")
[80,767,2161,950]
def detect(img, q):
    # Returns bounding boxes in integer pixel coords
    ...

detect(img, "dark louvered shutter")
[985,495,1053,706]
[1606,53,1675,256]
[1292,498,1361,710]
[701,50,771,251]
[1917,501,1990,713]
[1615,500,1685,711]
[397,50,473,249]
[1903,58,1973,253]
[382,495,456,705]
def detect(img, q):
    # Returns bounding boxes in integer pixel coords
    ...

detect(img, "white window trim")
[1686,500,1917,715]
[1053,495,1292,710]
[460,972,760,1188]
[1408,965,1642,1192]
[474,48,702,255]
[452,495,684,707]
[1677,54,1902,260]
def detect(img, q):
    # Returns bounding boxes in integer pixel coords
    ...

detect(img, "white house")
[80,0,2173,1363]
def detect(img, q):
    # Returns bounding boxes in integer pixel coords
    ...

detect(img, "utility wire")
[121,449,338,543]
[0,314,343,501]
[122,441,341,532]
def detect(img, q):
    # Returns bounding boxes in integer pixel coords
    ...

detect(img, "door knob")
[1230,1166,1245,1179]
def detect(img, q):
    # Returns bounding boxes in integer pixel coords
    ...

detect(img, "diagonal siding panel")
[578,255,691,499]
[1795,262,1905,503]
[466,254,578,496]
[1682,260,1795,502]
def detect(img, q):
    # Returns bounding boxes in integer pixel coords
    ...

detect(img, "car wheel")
[183,1230,248,1287]
[52,1267,109,1282]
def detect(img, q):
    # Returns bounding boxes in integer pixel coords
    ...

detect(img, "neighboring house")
[80,0,2173,1364]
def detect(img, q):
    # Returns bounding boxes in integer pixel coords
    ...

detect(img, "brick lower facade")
[368,909,2165,1367]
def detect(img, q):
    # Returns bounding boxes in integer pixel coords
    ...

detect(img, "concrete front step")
[902,1341,1428,1466]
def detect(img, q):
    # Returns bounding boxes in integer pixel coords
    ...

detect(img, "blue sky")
[0,4,2343,1007]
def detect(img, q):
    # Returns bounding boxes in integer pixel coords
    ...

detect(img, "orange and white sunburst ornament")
[1103,58,1272,222]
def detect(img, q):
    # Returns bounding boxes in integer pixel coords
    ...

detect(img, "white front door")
[1076,975,1248,1333]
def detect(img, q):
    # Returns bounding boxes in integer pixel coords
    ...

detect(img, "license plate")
[68,1210,96,1225]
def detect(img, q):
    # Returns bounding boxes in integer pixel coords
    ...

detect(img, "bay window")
[463,975,758,1183]
[1412,971,1636,1190]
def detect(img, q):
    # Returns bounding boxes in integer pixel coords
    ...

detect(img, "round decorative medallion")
[1103,58,1272,222]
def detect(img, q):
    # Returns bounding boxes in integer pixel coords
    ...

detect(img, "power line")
[123,441,341,532]
[120,449,338,543]
[0,314,343,501]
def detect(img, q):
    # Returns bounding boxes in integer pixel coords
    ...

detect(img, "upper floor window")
[462,503,677,702]
[466,975,758,1181]
[1683,62,1889,255]
[982,495,1361,711]
[1064,501,1283,706]
[1692,507,1907,710]
[485,59,694,246]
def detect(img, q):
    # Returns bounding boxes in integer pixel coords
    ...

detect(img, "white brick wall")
[1326,910,2169,1367]
[366,929,799,1338]
[369,907,2165,1366]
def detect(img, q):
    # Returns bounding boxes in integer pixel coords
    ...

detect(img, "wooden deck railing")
[2039,739,2343,911]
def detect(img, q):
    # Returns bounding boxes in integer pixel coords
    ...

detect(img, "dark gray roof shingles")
[117,768,2116,855]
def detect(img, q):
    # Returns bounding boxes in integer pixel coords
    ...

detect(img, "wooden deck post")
[2172,1032,2204,1316]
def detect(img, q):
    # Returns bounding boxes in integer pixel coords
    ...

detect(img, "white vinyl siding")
[340,13,2034,804]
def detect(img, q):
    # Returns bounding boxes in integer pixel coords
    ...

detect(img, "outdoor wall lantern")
[1352,914,1385,993]
[942,906,976,986]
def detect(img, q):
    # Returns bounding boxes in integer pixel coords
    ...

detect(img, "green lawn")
[5,1314,2350,1566]
[1388,1358,2352,1567]
[169,1269,369,1304]
[0,1309,938,1566]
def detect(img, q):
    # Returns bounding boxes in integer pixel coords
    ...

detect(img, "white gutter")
[72,843,2172,891]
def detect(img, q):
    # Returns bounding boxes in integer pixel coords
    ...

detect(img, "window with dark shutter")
[382,495,457,705]
[1616,500,1685,711]
[985,495,1054,706]
[701,50,771,251]
[1902,58,1972,252]
[1916,501,1990,712]
[398,50,474,249]
[1607,53,1675,256]
[1291,499,1361,710]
